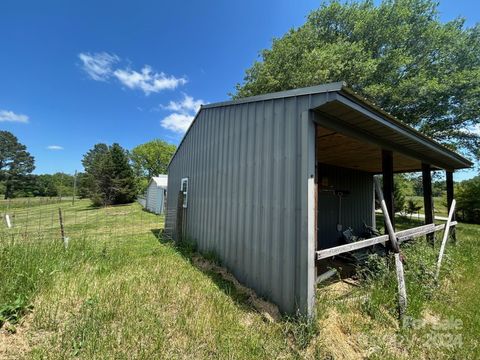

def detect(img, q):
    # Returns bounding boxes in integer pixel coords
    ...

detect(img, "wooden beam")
[313,109,455,170]
[375,177,407,318]
[435,200,456,281]
[422,163,434,243]
[382,150,395,230]
[446,171,456,242]
[316,222,457,260]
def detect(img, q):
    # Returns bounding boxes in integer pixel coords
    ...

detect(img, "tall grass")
[1,201,479,359]
[0,239,97,327]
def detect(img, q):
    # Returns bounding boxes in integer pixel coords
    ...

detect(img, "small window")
[181,177,188,208]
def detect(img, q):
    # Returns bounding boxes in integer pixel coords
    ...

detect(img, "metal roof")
[169,82,472,171]
[150,175,168,188]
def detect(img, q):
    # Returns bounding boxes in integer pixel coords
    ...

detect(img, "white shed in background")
[145,175,168,214]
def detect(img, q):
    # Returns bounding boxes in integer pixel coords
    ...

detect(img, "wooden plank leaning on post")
[435,199,456,282]
[374,177,407,319]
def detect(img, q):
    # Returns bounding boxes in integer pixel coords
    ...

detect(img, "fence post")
[58,208,66,246]
[176,191,184,242]
[5,214,12,229]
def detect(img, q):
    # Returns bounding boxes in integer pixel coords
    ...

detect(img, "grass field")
[405,196,448,217]
[0,200,478,359]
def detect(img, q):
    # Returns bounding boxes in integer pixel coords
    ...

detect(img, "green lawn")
[406,195,449,217]
[1,201,478,359]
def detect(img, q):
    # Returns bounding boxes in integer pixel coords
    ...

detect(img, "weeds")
[1,202,479,359]
[282,314,319,349]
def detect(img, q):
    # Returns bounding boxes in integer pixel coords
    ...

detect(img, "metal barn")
[165,82,471,316]
[145,176,168,215]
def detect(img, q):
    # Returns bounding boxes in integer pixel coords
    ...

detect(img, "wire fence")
[0,198,164,246]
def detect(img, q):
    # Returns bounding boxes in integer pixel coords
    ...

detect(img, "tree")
[393,176,406,213]
[33,174,58,197]
[456,176,480,224]
[82,143,136,206]
[82,143,110,204]
[405,199,422,219]
[31,173,75,197]
[130,140,176,178]
[110,143,137,204]
[235,0,480,157]
[0,131,35,198]
[76,172,90,199]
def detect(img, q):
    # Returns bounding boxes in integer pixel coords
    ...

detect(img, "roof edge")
[202,81,346,110]
[168,82,346,169]
[337,88,473,168]
[168,81,473,170]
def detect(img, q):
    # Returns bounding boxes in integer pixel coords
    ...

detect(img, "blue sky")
[0,0,478,181]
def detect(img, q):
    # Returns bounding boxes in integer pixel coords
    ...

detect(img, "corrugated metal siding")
[317,164,374,249]
[166,93,327,314]
[146,182,157,213]
[146,183,165,214]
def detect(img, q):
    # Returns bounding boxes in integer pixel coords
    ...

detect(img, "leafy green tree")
[393,175,406,213]
[456,176,480,223]
[82,143,136,206]
[131,140,176,178]
[0,131,35,198]
[33,174,58,197]
[0,181,5,197]
[30,173,75,197]
[235,0,480,157]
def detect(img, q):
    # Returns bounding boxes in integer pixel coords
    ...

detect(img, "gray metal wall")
[317,164,374,249]
[167,94,327,315]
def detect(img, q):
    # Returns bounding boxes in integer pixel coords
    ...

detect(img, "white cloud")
[160,94,204,133]
[0,110,29,123]
[78,52,119,81]
[78,52,186,95]
[162,93,203,113]
[113,66,187,95]
[160,113,195,133]
[47,145,64,150]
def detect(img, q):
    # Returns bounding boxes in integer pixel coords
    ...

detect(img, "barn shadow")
[150,229,272,316]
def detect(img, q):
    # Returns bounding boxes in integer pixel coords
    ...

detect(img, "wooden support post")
[382,150,395,230]
[422,163,434,243]
[435,200,456,282]
[374,177,406,319]
[176,191,184,242]
[382,150,395,223]
[446,171,456,242]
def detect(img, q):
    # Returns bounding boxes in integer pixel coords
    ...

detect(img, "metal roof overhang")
[168,81,472,172]
[313,91,472,173]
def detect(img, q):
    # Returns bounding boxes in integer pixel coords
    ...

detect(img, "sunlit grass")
[1,202,478,359]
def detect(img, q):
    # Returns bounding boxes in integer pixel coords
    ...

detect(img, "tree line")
[0,130,176,206]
